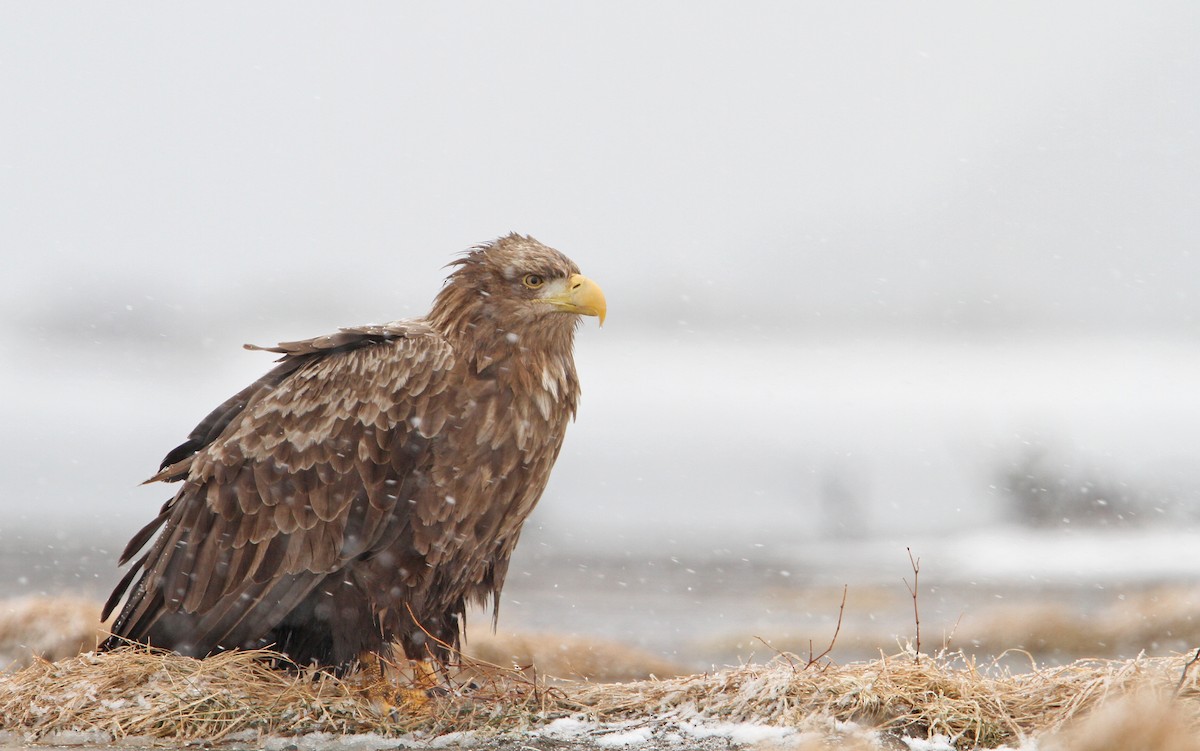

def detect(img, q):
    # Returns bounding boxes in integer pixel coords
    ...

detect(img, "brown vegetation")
[0,596,106,669]
[466,629,686,682]
[960,585,1200,659]
[1041,692,1200,751]
[707,582,1200,668]
[2,645,1199,749]
[4,596,1200,749]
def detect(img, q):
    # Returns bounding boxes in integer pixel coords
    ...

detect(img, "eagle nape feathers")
[100,234,605,670]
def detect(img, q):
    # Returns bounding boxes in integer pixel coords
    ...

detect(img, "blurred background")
[2,2,1199,673]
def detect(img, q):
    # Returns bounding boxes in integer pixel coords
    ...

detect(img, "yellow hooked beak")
[543,274,607,326]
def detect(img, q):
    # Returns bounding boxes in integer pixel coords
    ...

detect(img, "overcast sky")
[2,1,1198,344]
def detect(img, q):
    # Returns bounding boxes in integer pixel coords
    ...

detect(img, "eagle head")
[432,234,606,340]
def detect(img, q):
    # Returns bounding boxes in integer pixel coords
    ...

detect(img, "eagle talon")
[356,652,435,714]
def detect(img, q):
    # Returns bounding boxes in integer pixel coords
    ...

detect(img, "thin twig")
[1176,647,1200,696]
[903,547,921,664]
[942,612,965,654]
[806,585,848,669]
[753,635,800,671]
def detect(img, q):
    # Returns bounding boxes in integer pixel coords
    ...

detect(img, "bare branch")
[903,547,921,664]
[942,612,965,654]
[806,585,848,669]
[1176,647,1200,696]
[754,635,799,672]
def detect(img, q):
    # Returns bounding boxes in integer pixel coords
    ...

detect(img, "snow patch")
[427,731,478,748]
[540,716,590,737]
[261,732,420,750]
[596,726,655,746]
[903,736,956,751]
[677,720,795,745]
[901,735,1040,751]
[38,729,113,746]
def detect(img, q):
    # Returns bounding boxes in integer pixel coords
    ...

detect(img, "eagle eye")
[522,274,545,289]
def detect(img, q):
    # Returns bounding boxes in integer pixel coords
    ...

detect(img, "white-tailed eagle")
[101,234,605,669]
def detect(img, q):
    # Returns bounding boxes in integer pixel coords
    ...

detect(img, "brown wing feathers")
[104,325,455,660]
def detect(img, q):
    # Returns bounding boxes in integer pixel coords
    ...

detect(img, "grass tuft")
[0,644,566,741]
[5,597,1200,748]
[3,645,1200,748]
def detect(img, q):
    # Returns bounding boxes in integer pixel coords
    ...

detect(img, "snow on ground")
[0,723,1048,751]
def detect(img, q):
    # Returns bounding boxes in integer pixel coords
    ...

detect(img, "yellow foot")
[408,658,446,693]
[355,652,454,714]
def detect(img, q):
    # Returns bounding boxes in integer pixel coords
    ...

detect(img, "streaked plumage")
[101,234,605,669]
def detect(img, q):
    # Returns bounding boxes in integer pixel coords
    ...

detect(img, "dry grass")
[710,583,1200,667]
[3,645,1200,748]
[466,628,686,682]
[0,645,564,742]
[1041,692,1200,751]
[569,648,1200,748]
[960,585,1200,659]
[4,596,1200,748]
[0,596,681,683]
[0,596,107,669]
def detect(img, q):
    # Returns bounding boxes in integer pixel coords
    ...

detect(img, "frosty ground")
[4,639,1200,750]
